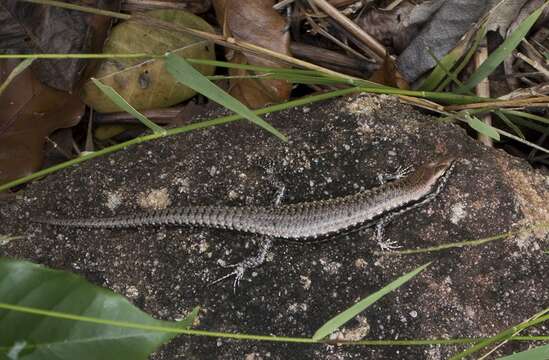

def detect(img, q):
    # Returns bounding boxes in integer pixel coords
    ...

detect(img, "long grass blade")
[449,309,549,360]
[165,53,287,141]
[420,47,465,91]
[0,87,359,192]
[456,4,547,94]
[493,110,525,139]
[502,110,549,125]
[436,24,487,91]
[375,223,549,256]
[465,113,500,140]
[0,58,35,96]
[312,263,431,341]
[91,78,166,134]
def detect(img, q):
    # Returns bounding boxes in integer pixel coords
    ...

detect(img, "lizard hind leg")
[210,237,274,292]
[374,219,402,251]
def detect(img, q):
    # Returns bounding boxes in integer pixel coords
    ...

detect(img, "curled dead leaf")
[0,59,84,186]
[82,10,216,113]
[214,0,292,108]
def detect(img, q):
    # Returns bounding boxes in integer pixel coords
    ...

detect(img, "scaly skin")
[35,157,456,242]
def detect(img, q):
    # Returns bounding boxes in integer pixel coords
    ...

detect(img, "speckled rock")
[1,94,548,359]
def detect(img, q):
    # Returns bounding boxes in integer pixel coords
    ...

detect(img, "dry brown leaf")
[0,0,118,186]
[0,59,84,185]
[1,0,120,92]
[122,0,212,14]
[369,54,409,89]
[356,1,421,54]
[213,0,292,108]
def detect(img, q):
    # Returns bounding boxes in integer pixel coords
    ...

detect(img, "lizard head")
[410,157,457,192]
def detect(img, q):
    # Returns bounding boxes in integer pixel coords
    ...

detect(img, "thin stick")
[21,0,130,19]
[308,0,386,61]
[444,95,549,111]
[516,52,549,79]
[475,39,493,147]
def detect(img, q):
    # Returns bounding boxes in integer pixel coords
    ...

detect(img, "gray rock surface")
[1,94,548,359]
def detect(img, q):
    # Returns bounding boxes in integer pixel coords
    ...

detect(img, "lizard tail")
[32,214,171,228]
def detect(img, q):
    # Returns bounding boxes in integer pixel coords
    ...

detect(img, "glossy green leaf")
[496,344,549,360]
[466,114,500,141]
[92,78,166,134]
[165,53,287,142]
[0,258,195,360]
[457,4,547,94]
[312,262,431,341]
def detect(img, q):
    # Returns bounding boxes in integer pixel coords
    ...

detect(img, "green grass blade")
[375,223,549,256]
[420,47,464,91]
[0,87,358,192]
[502,110,549,125]
[3,300,543,346]
[165,53,287,142]
[456,4,547,94]
[312,262,431,341]
[496,344,549,360]
[495,126,549,155]
[449,309,549,360]
[91,78,166,134]
[465,113,500,140]
[502,113,549,135]
[493,110,525,139]
[0,58,35,96]
[187,58,323,76]
[420,22,487,92]
[436,24,487,91]
[0,53,156,59]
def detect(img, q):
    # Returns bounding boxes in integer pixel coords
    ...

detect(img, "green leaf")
[496,344,549,360]
[456,4,547,94]
[493,110,524,139]
[164,53,288,142]
[0,58,35,96]
[449,308,549,360]
[91,78,166,134]
[436,24,487,92]
[419,46,464,91]
[502,110,549,125]
[0,258,195,360]
[312,262,431,341]
[466,114,500,141]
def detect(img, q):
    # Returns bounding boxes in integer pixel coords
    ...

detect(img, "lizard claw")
[209,237,272,292]
[378,238,401,251]
[377,164,414,185]
[395,165,413,177]
[210,263,246,293]
[374,222,401,251]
